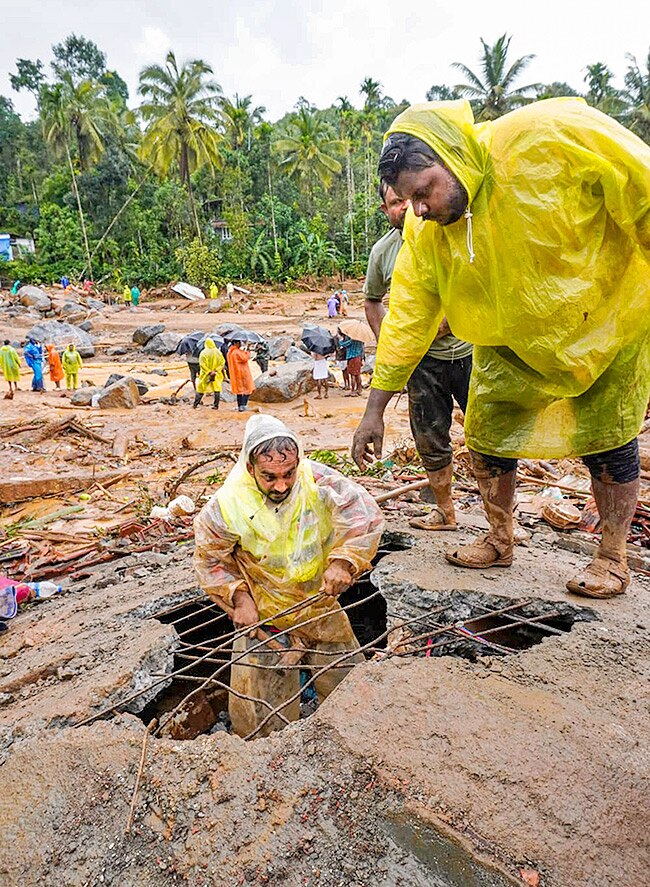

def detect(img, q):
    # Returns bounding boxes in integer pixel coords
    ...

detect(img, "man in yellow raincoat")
[353,98,650,600]
[194,415,384,737]
[193,338,225,409]
[61,343,83,390]
[1,339,21,399]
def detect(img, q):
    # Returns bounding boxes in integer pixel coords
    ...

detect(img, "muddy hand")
[321,559,355,597]
[352,412,384,470]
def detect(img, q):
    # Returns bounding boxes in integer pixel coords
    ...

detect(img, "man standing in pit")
[194,415,383,737]
[364,180,473,530]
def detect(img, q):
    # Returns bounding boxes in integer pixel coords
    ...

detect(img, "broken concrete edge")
[0,468,136,505]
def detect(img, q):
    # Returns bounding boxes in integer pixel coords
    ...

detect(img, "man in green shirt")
[364,181,472,530]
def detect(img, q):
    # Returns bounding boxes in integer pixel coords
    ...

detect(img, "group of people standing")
[326,290,349,318]
[191,337,256,413]
[0,339,83,398]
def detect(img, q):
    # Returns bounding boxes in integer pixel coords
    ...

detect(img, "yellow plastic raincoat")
[0,344,21,382]
[61,345,83,375]
[375,98,650,458]
[193,416,384,641]
[196,339,225,394]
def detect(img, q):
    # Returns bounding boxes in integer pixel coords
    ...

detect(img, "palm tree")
[360,77,382,113]
[336,96,357,264]
[138,51,223,240]
[623,51,650,143]
[452,34,539,120]
[275,108,343,207]
[583,62,626,117]
[40,74,114,275]
[220,93,265,150]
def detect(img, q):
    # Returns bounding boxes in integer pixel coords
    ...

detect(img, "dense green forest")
[1,33,648,289]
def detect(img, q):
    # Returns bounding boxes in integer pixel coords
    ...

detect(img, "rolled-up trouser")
[229,621,364,739]
[187,361,199,387]
[472,438,640,484]
[65,372,78,390]
[407,354,472,473]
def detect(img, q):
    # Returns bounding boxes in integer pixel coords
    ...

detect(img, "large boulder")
[250,362,315,403]
[285,345,311,363]
[96,377,141,409]
[267,335,292,359]
[132,324,165,345]
[70,387,99,406]
[104,373,149,395]
[144,332,182,355]
[18,286,51,312]
[86,297,105,311]
[26,320,95,358]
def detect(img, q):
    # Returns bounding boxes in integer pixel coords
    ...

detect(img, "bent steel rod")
[153,673,292,726]
[73,592,328,727]
[154,589,385,736]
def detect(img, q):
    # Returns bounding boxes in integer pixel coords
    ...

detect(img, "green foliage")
[175,238,222,288]
[34,203,85,275]
[1,30,648,291]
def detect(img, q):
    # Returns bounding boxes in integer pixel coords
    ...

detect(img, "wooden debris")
[165,451,236,501]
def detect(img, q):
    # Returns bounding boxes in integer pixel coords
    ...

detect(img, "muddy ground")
[1,286,649,886]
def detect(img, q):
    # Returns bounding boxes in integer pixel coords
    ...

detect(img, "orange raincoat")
[227,344,254,395]
[46,345,64,384]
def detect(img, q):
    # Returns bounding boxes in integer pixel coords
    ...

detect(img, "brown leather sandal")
[409,505,457,532]
[445,533,513,568]
[566,556,630,599]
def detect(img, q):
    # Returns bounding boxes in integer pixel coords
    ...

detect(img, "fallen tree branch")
[165,451,237,501]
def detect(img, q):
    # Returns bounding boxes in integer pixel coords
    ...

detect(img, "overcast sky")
[2,0,648,121]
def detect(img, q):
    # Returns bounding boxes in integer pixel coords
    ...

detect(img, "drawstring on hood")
[464,206,475,263]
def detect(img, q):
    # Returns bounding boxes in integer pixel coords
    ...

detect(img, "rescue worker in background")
[353,98,650,599]
[45,343,64,390]
[364,180,473,531]
[193,338,225,410]
[23,338,45,392]
[130,285,141,307]
[194,415,384,738]
[227,338,255,412]
[62,343,83,391]
[122,285,132,306]
[1,339,21,399]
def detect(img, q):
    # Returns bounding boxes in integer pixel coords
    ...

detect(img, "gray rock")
[60,301,83,316]
[250,362,315,403]
[26,321,95,357]
[18,286,51,312]
[267,335,292,359]
[143,332,182,355]
[206,300,223,312]
[215,322,243,336]
[104,373,149,395]
[96,377,141,409]
[78,320,92,332]
[70,387,98,406]
[106,346,128,356]
[285,345,311,363]
[86,298,104,311]
[132,324,165,345]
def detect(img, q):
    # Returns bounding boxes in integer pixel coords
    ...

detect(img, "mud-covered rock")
[18,286,51,312]
[132,324,165,345]
[70,387,98,406]
[104,373,149,395]
[26,320,95,357]
[144,332,182,355]
[285,345,311,363]
[250,362,314,402]
[96,377,141,409]
[268,335,292,359]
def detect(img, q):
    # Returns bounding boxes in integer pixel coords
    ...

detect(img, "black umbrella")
[301,325,336,356]
[224,328,265,344]
[177,331,224,358]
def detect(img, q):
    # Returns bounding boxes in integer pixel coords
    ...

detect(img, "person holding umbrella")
[301,325,336,401]
[227,337,255,412]
[194,339,225,410]
[337,320,373,398]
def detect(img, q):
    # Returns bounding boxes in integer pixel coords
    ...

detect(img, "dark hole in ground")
[396,598,597,662]
[138,531,413,739]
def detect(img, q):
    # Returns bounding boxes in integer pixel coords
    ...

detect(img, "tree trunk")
[65,141,93,278]
[267,160,279,257]
[346,141,355,265]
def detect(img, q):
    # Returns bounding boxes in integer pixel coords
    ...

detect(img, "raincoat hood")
[385,100,491,205]
[240,415,301,466]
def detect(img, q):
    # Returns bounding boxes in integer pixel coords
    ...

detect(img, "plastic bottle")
[26,581,63,599]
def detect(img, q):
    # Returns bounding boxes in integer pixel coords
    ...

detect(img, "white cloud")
[133,26,172,62]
